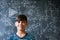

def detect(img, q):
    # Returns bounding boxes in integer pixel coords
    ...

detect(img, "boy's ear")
[15,22,18,27]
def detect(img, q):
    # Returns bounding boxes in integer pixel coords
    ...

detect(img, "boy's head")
[15,14,28,31]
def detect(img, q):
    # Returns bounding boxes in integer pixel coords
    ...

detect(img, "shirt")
[7,33,35,40]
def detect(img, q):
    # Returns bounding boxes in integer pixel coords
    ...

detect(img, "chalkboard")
[0,0,60,40]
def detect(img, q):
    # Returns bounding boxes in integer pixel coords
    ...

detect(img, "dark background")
[0,0,60,40]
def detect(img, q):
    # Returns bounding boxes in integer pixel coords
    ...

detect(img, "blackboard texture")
[0,0,60,40]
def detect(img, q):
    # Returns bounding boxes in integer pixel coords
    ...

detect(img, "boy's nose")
[19,21,23,24]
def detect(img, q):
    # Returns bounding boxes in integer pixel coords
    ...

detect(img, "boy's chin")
[18,29,25,31]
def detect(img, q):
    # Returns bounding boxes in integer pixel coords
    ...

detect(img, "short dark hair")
[16,14,27,22]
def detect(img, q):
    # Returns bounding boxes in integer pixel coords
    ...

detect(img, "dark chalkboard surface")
[0,0,60,40]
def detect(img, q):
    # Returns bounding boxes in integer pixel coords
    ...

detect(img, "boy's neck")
[16,31,26,38]
[16,30,26,34]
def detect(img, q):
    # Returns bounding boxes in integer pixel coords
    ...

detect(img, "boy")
[7,14,34,40]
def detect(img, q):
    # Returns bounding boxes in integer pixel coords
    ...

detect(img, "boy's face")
[15,20,28,31]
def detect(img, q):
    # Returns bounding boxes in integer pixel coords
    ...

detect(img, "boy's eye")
[15,20,20,23]
[15,19,26,23]
[18,21,20,23]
